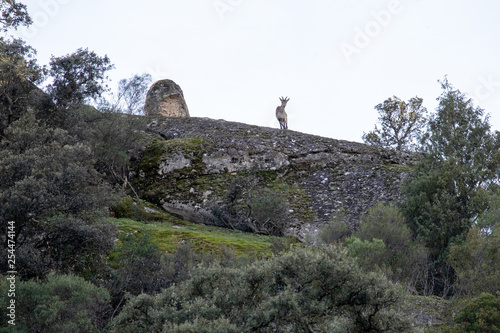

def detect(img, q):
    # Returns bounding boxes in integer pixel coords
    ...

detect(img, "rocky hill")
[131,117,417,239]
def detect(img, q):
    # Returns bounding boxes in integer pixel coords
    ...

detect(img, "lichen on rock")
[144,79,190,118]
[131,117,418,239]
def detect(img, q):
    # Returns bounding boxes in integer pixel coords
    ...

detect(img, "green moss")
[138,138,166,177]
[279,183,316,223]
[110,217,287,256]
[379,163,414,173]
[110,196,189,223]
[255,169,279,184]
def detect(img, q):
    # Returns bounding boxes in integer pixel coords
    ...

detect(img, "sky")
[10,0,500,142]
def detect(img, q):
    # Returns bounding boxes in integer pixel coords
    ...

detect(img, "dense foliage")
[444,292,500,333]
[111,246,414,333]
[402,78,500,296]
[47,48,114,108]
[0,273,111,333]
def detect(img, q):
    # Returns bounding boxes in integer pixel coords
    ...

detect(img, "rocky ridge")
[131,117,417,239]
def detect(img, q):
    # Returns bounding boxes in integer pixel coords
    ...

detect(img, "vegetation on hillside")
[1,3,499,332]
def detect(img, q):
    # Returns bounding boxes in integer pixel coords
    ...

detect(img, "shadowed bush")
[111,246,414,333]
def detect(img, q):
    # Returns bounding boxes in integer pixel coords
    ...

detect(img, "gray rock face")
[132,117,418,239]
[144,79,190,117]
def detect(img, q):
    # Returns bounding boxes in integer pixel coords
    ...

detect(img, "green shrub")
[111,246,415,332]
[443,292,500,333]
[448,226,500,297]
[354,203,430,294]
[247,187,289,236]
[111,196,166,222]
[0,273,111,333]
[345,236,387,271]
[318,215,352,244]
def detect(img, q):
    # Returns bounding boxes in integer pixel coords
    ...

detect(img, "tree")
[402,78,500,296]
[101,73,152,115]
[111,246,415,332]
[0,109,117,278]
[0,0,31,31]
[61,104,147,192]
[363,96,427,151]
[0,37,46,136]
[47,48,114,107]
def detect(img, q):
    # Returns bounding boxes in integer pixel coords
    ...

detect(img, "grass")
[110,217,292,257]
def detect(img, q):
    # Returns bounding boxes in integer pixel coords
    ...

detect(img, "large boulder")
[144,79,190,118]
[131,117,419,239]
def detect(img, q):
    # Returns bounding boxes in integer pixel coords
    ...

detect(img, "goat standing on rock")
[276,96,289,129]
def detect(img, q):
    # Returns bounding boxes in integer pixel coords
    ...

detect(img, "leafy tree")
[0,109,117,278]
[344,236,387,271]
[111,246,414,332]
[402,78,500,296]
[0,37,46,135]
[363,96,427,151]
[47,47,114,108]
[0,273,111,333]
[0,0,31,31]
[448,227,500,297]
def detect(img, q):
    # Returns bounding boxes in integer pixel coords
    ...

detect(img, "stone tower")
[144,79,190,117]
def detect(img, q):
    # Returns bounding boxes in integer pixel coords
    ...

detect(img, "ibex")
[276,96,289,129]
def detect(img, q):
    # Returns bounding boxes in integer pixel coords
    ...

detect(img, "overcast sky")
[12,0,500,142]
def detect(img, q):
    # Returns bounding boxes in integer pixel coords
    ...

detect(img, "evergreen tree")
[402,78,500,296]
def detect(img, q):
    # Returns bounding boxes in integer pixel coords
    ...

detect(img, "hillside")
[130,116,418,239]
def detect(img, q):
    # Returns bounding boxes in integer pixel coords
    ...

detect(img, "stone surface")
[144,79,190,117]
[131,117,418,239]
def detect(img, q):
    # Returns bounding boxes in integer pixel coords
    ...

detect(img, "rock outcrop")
[144,79,190,118]
[131,117,417,239]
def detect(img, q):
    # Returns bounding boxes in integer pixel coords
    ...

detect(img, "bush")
[247,188,289,236]
[353,203,430,294]
[448,226,500,297]
[443,292,500,333]
[0,273,111,333]
[111,196,166,222]
[318,215,352,244]
[111,246,415,332]
[110,232,170,295]
[0,110,118,279]
[344,236,387,271]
